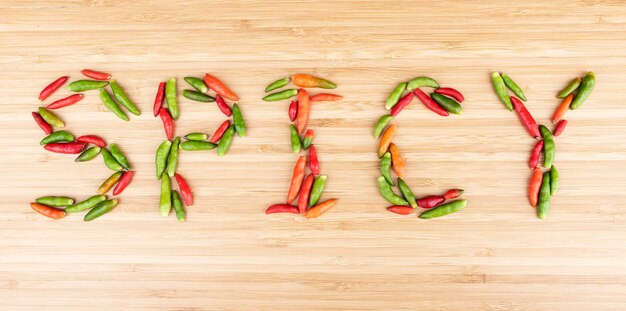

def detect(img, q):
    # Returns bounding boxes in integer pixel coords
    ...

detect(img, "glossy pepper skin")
[99,89,129,121]
[557,77,581,99]
[397,178,417,208]
[216,125,235,156]
[81,69,110,80]
[159,108,174,140]
[491,72,512,111]
[44,142,86,154]
[378,176,409,206]
[180,141,216,151]
[537,172,551,219]
[419,199,467,219]
[550,166,559,195]
[406,76,439,91]
[166,137,180,177]
[101,148,124,171]
[378,124,397,158]
[431,93,463,115]
[290,124,301,153]
[32,112,53,135]
[36,196,74,207]
[417,195,445,209]
[529,140,544,169]
[97,171,123,195]
[511,96,540,139]
[296,88,310,134]
[166,78,179,120]
[551,94,573,124]
[373,115,393,139]
[298,174,315,214]
[155,140,172,179]
[309,144,320,175]
[47,94,84,110]
[31,202,65,219]
[76,135,106,147]
[388,143,405,178]
[308,175,327,207]
[500,73,527,101]
[265,77,290,93]
[172,190,186,222]
[304,198,338,219]
[380,152,394,186]
[113,170,134,195]
[110,80,140,115]
[570,72,595,110]
[174,174,193,206]
[209,120,230,143]
[288,100,298,121]
[65,195,106,213]
[184,133,209,141]
[310,93,343,102]
[84,199,118,221]
[38,107,64,128]
[263,89,297,102]
[528,167,543,207]
[232,104,246,137]
[183,89,214,102]
[287,156,307,204]
[553,120,568,137]
[153,82,166,117]
[291,74,336,89]
[204,73,240,101]
[67,80,108,92]
[40,130,74,145]
[265,204,299,214]
[539,125,555,169]
[39,76,68,101]
[387,205,414,215]
[385,82,408,110]
[390,92,414,117]
[213,94,232,116]
[75,146,101,162]
[184,77,208,93]
[160,174,172,217]
[302,129,314,150]
[414,89,449,116]
[443,189,464,200]
[109,144,131,170]
[434,87,464,103]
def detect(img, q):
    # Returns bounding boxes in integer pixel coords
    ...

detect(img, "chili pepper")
[209,120,230,143]
[38,107,64,128]
[390,92,414,117]
[166,137,180,177]
[389,143,405,178]
[553,120,568,137]
[414,89,449,116]
[157,108,174,140]
[287,156,307,204]
[40,130,74,145]
[172,190,186,222]
[570,72,595,110]
[84,199,118,221]
[232,104,246,137]
[537,172,551,219]
[298,174,315,214]
[309,144,320,175]
[500,73,527,101]
[550,166,559,196]
[153,82,166,117]
[184,133,208,141]
[529,140,543,169]
[76,135,106,147]
[65,195,106,213]
[204,73,240,101]
[109,144,131,170]
[288,100,298,121]
[434,87,464,103]
[310,93,343,102]
[180,141,217,151]
[528,167,543,207]
[75,146,101,162]
[97,171,123,195]
[378,124,397,158]
[491,72,512,111]
[39,76,68,101]
[155,139,172,179]
[112,170,134,195]
[174,173,193,206]
[385,82,408,110]
[30,202,65,219]
[291,74,336,89]
[68,80,108,92]
[166,78,179,120]
[47,94,84,110]
[290,124,301,153]
[32,112,53,135]
[296,89,310,134]
[265,204,299,214]
[217,125,235,156]
[431,93,463,115]
[183,89,215,102]
[81,69,111,81]
[160,174,172,217]
[387,205,414,215]
[110,80,140,116]
[44,142,86,154]
[373,115,393,139]
[443,189,464,200]
[397,178,417,208]
[101,148,123,171]
[303,129,314,150]
[557,77,581,99]
[406,76,440,91]
[511,96,540,139]
[99,89,129,121]
[378,176,409,205]
[380,152,394,186]
[36,196,74,207]
[308,175,327,206]
[184,77,208,93]
[551,94,573,124]
[417,195,445,209]
[213,94,232,116]
[263,89,298,102]
[305,198,338,219]
[419,199,467,219]
[539,125,555,169]
[265,77,290,93]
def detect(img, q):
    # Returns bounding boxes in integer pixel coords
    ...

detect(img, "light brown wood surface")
[1,1,626,310]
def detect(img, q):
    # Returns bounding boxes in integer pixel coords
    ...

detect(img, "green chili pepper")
[35,196,74,207]
[550,166,559,196]
[500,73,527,101]
[232,103,246,137]
[84,199,118,221]
[406,76,439,91]
[263,89,297,102]
[99,89,129,121]
[166,78,179,120]
[160,174,172,217]
[373,115,394,138]
[557,77,581,99]
[172,190,186,222]
[309,175,327,207]
[38,107,64,128]
[109,79,140,116]
[180,141,217,151]
[75,146,101,162]
[570,72,595,110]
[397,178,417,208]
[290,124,301,153]
[380,152,394,186]
[155,139,172,179]
[109,144,131,170]
[217,125,235,156]
[101,148,123,171]
[183,89,215,102]
[385,82,408,110]
[166,137,180,177]
[184,133,208,141]
[67,80,109,92]
[377,176,409,205]
[491,72,512,111]
[97,171,123,195]
[537,172,551,219]
[419,199,467,219]
[431,93,463,114]
[539,125,555,169]
[65,195,106,213]
[184,77,208,93]
[40,130,74,145]
[265,77,290,93]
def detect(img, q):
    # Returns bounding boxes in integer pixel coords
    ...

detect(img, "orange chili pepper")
[310,93,343,102]
[378,124,397,158]
[387,205,414,215]
[30,202,66,219]
[388,143,405,178]
[287,156,307,204]
[551,94,573,124]
[298,174,315,214]
[528,167,543,207]
[291,74,337,89]
[296,88,310,134]
[203,73,239,101]
[304,198,338,219]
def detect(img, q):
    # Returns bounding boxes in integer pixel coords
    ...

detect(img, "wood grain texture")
[1,0,626,310]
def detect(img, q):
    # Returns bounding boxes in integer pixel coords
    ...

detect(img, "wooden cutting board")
[1,1,626,310]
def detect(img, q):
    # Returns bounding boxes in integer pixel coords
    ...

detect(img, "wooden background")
[1,1,626,310]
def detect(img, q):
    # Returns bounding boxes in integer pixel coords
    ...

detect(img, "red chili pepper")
[204,73,239,101]
[39,76,68,101]
[528,167,543,207]
[159,107,174,140]
[175,173,193,206]
[288,100,298,122]
[44,142,86,154]
[46,94,84,109]
[298,174,315,214]
[113,170,134,195]
[31,202,66,219]
[553,120,568,137]
[215,95,233,117]
[153,82,166,117]
[529,140,544,169]
[511,96,540,139]
[308,144,320,175]
[287,156,306,204]
[296,88,310,134]
[414,89,449,116]
[390,91,414,117]
[443,189,464,200]
[265,204,299,214]
[434,87,464,103]
[76,135,107,147]
[417,195,445,209]
[387,205,414,215]
[81,69,111,81]
[32,112,53,135]
[209,120,231,143]
[310,93,343,102]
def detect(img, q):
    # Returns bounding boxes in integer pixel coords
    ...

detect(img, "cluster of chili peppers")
[153,74,246,221]
[31,69,136,221]
[491,71,595,219]
[376,76,468,219]
[262,74,341,218]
